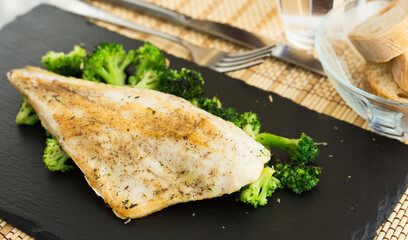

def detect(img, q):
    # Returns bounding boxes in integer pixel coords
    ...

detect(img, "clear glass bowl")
[315,0,408,140]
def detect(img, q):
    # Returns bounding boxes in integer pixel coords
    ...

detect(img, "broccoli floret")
[131,70,160,89]
[215,107,242,128]
[132,68,205,101]
[191,96,222,110]
[193,97,242,127]
[128,43,204,100]
[237,166,281,208]
[41,45,86,77]
[15,96,39,126]
[239,112,261,138]
[45,130,52,137]
[191,98,260,136]
[274,163,321,194]
[128,43,203,100]
[129,42,167,87]
[255,132,319,164]
[22,45,85,126]
[43,136,74,172]
[158,68,204,100]
[82,42,135,86]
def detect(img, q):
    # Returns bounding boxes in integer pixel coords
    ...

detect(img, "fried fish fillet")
[7,66,270,219]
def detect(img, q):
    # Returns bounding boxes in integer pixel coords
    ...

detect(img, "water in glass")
[277,0,345,49]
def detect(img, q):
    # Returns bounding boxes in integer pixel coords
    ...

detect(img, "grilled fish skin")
[7,66,270,219]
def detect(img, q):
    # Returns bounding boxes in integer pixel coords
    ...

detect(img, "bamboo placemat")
[1,0,407,239]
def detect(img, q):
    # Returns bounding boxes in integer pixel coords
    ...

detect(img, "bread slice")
[348,0,408,62]
[365,61,408,103]
[392,51,408,92]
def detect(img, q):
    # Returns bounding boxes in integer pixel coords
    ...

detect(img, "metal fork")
[50,0,273,72]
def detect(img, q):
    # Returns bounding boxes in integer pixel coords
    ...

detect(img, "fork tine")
[221,46,274,62]
[213,60,264,73]
[182,37,271,72]
[224,44,275,58]
[220,49,272,62]
[215,53,271,67]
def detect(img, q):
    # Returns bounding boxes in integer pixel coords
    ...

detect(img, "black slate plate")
[1,5,407,240]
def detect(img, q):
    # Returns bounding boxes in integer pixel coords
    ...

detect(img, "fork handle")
[51,0,183,44]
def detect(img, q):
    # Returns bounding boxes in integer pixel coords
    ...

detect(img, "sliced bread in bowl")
[392,51,408,92]
[348,0,408,62]
[365,61,408,103]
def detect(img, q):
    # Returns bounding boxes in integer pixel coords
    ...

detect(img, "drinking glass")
[276,0,345,49]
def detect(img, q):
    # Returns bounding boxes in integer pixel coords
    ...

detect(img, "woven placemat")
[0,0,406,239]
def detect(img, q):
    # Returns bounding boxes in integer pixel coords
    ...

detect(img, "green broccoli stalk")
[255,132,319,164]
[274,163,321,194]
[41,45,86,77]
[158,68,204,100]
[239,112,261,138]
[83,42,135,86]
[15,96,39,125]
[237,166,281,208]
[129,42,167,87]
[192,97,242,127]
[43,136,74,172]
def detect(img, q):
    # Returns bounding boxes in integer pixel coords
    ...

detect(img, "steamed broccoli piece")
[82,42,135,86]
[192,98,260,135]
[192,97,241,127]
[191,96,222,110]
[41,45,86,77]
[274,163,321,194]
[129,42,167,87]
[131,70,160,89]
[132,68,205,101]
[211,107,242,127]
[128,43,203,100]
[255,132,319,164]
[23,45,85,126]
[158,68,204,100]
[43,136,74,172]
[15,96,39,126]
[192,97,260,137]
[237,166,281,208]
[239,112,260,138]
